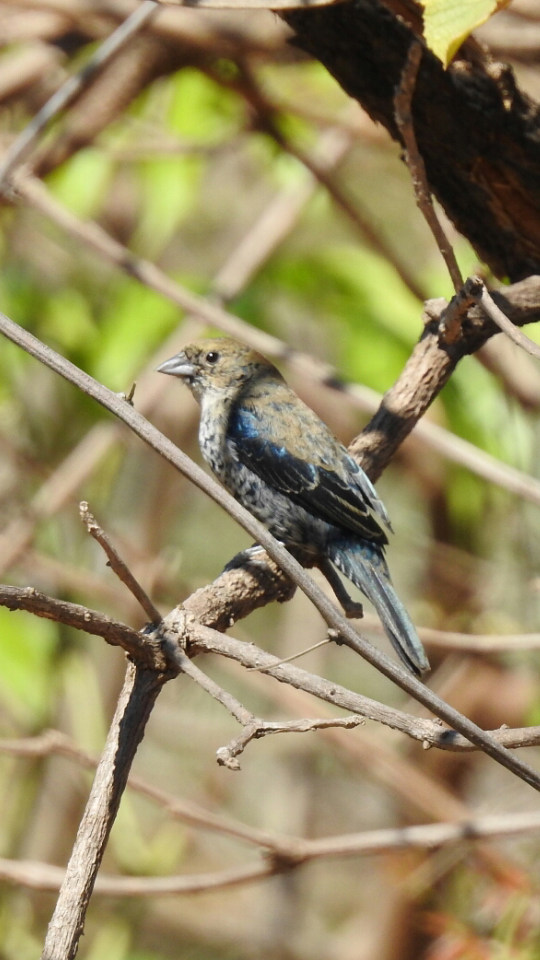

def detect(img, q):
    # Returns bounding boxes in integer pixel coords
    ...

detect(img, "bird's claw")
[342,600,364,620]
[223,544,267,572]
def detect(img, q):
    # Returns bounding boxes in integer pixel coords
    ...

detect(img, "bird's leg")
[318,558,364,619]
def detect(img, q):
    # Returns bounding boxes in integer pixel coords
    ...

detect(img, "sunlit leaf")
[421,0,511,66]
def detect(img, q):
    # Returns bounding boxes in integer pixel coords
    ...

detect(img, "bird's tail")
[328,538,430,678]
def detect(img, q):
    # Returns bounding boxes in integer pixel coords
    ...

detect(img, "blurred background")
[1,1,540,958]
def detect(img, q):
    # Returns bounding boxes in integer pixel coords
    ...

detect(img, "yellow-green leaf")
[421,0,510,66]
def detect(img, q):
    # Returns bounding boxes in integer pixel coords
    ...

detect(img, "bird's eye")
[205,351,220,365]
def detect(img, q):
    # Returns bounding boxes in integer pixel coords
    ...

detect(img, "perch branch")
[3,585,540,755]
[2,311,540,792]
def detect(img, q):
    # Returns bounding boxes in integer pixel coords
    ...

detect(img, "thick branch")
[283,0,540,282]
[351,276,540,478]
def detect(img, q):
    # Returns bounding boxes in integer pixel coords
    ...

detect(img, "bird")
[157,337,429,677]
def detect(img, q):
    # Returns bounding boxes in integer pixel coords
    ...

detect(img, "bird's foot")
[342,599,364,620]
[318,558,364,619]
[223,543,271,572]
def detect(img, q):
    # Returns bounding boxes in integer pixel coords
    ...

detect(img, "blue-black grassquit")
[158,337,429,677]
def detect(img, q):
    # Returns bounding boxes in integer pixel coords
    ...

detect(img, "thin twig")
[5,807,540,898]
[168,643,254,726]
[246,637,330,671]
[79,500,162,623]
[0,0,159,189]
[3,582,540,758]
[467,275,540,361]
[394,40,463,294]
[217,716,364,771]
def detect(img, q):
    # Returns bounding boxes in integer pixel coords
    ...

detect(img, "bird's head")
[157,337,282,402]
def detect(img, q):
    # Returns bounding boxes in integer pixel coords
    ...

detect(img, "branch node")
[216,748,242,771]
[264,848,306,871]
[327,627,345,645]
[439,278,480,343]
[466,276,540,361]
[117,383,137,405]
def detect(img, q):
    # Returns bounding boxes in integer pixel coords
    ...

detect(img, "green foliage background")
[0,12,540,960]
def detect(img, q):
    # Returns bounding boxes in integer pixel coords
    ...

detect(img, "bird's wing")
[227,405,388,544]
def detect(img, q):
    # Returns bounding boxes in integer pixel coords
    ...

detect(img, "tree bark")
[283,0,540,282]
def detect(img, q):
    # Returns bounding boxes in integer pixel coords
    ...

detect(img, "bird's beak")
[156,353,197,379]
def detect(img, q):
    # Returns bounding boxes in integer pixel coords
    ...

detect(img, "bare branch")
[79,500,162,623]
[349,279,540,481]
[5,808,540,899]
[0,0,159,188]
[216,716,364,771]
[190,622,540,753]
[169,644,254,726]
[3,583,540,757]
[41,661,168,960]
[439,283,479,344]
[0,856,280,897]
[0,583,165,668]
